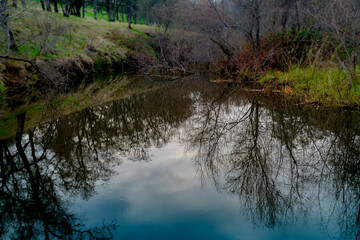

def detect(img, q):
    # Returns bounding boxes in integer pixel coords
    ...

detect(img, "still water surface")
[1,76,359,239]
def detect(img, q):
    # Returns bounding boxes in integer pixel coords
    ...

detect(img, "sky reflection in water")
[75,143,325,240]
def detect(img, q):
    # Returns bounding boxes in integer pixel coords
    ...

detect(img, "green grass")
[0,2,164,126]
[84,5,137,23]
[27,0,145,23]
[261,66,360,106]
[0,2,159,98]
[0,79,5,105]
[1,3,155,60]
[0,79,4,93]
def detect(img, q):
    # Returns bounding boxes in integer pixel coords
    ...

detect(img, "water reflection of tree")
[0,83,193,239]
[2,77,359,239]
[186,84,360,239]
[0,113,117,239]
[48,83,193,163]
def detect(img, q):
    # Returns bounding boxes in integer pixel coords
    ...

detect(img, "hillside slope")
[0,5,157,99]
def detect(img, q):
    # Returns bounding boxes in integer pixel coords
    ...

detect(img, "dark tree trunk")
[93,0,97,19]
[82,0,85,17]
[53,0,58,12]
[71,0,82,16]
[2,24,17,52]
[115,0,119,21]
[21,0,25,8]
[45,0,51,11]
[294,0,300,30]
[255,7,260,54]
[15,113,51,240]
[281,0,291,31]
[0,0,17,54]
[107,0,115,21]
[75,5,81,16]
[12,0,17,7]
[60,1,70,17]
[0,141,4,187]
[40,0,45,10]
[120,5,124,22]
[127,14,131,29]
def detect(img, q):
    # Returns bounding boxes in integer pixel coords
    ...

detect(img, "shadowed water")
[0,76,359,239]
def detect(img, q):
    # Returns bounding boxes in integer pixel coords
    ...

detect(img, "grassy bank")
[2,5,359,109]
[0,5,158,102]
[1,4,154,59]
[260,66,360,107]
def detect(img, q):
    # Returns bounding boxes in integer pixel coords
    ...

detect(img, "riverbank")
[259,66,360,108]
[208,29,360,108]
[1,6,359,109]
[0,6,160,104]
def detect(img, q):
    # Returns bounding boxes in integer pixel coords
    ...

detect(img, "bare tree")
[93,0,97,19]
[107,0,115,21]
[0,0,17,54]
[82,0,85,17]
[60,0,71,16]
[45,0,52,11]
[53,0,59,12]
[40,0,45,10]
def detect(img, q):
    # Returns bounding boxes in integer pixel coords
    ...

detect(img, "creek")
[1,75,359,239]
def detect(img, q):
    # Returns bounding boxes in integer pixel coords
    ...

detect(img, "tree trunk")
[45,0,51,11]
[60,1,70,17]
[53,0,58,12]
[115,0,119,21]
[120,5,124,22]
[15,113,51,240]
[21,0,25,8]
[107,0,114,21]
[0,0,17,54]
[12,0,17,7]
[294,0,300,30]
[70,0,82,16]
[74,2,82,16]
[281,0,291,31]
[65,5,70,16]
[255,9,260,54]
[93,0,97,19]
[127,14,131,29]
[82,0,85,17]
[40,0,45,10]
